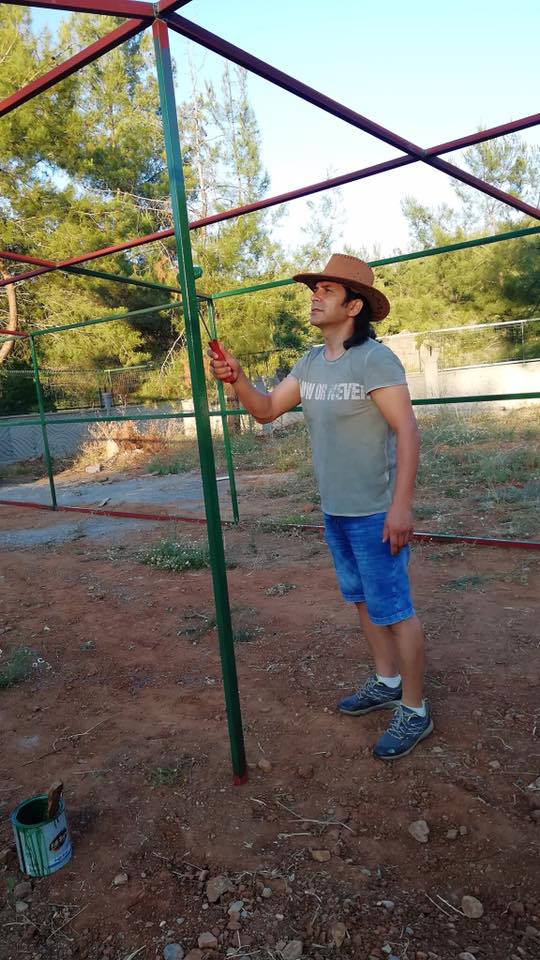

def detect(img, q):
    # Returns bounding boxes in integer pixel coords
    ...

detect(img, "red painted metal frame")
[0,18,149,118]
[0,501,538,552]
[167,15,540,221]
[9,1,155,15]
[2,106,540,289]
[157,1,195,13]
[0,329,29,338]
[0,500,230,525]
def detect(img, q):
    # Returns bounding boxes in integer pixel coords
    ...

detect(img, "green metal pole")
[31,300,178,338]
[29,335,57,509]
[208,299,240,523]
[153,19,247,783]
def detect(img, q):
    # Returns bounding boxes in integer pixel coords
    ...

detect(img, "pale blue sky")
[30,0,539,255]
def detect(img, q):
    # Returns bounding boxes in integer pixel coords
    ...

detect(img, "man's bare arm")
[369,384,420,554]
[209,342,301,422]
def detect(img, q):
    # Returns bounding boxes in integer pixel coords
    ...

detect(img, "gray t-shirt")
[290,340,407,516]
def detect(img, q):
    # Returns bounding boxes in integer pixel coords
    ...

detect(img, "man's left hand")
[382,504,414,555]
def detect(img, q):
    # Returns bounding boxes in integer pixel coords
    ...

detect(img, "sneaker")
[338,675,402,715]
[373,703,434,760]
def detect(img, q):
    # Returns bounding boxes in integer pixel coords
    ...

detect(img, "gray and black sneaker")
[338,674,402,715]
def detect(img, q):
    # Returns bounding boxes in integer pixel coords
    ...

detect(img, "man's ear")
[348,297,364,319]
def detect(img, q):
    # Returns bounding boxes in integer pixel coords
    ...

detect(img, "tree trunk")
[0,270,18,364]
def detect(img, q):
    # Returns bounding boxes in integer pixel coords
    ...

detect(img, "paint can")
[11,794,72,877]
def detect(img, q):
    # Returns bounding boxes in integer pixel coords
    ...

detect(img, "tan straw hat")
[293,253,390,321]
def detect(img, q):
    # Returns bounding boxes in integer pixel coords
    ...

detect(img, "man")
[209,253,433,760]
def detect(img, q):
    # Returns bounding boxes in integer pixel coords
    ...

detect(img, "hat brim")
[293,272,390,322]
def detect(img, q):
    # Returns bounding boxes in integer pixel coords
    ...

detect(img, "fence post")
[29,335,57,509]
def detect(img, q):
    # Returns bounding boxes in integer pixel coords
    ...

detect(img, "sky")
[28,0,540,258]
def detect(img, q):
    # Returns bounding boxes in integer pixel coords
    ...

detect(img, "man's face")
[309,281,362,329]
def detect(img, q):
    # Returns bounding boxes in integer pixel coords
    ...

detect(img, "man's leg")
[388,613,425,708]
[356,601,399,678]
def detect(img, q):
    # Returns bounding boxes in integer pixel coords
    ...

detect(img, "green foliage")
[140,538,211,571]
[0,647,34,688]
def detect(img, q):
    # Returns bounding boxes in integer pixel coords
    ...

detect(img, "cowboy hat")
[293,253,390,321]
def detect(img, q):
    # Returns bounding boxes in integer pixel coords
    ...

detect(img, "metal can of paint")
[11,794,72,877]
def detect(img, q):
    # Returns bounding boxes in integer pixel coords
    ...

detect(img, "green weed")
[141,538,211,572]
[441,574,489,591]
[147,756,194,787]
[0,647,34,688]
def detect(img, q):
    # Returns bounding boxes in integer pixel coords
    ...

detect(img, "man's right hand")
[208,341,240,385]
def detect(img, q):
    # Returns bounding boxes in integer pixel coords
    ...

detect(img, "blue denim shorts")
[323,512,415,626]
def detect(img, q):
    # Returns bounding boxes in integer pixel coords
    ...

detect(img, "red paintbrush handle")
[208,339,236,384]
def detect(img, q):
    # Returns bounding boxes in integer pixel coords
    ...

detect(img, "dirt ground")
[0,464,539,960]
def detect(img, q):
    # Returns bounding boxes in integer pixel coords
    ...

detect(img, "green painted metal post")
[208,299,240,523]
[29,335,57,509]
[153,19,247,783]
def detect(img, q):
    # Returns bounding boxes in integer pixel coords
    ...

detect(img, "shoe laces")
[386,705,419,740]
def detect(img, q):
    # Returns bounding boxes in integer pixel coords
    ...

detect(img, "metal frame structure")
[1,0,540,780]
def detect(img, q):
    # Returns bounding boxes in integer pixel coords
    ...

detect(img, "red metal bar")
[0,18,150,119]
[157,0,194,12]
[8,1,154,15]
[0,228,175,287]
[166,14,540,221]
[262,522,540,552]
[0,500,230,526]
[0,329,28,338]
[2,117,538,288]
[427,113,540,156]
[0,500,537,551]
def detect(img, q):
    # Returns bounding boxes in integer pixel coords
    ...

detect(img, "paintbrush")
[46,781,63,820]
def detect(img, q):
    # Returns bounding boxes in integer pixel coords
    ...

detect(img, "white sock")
[403,700,427,718]
[376,673,401,689]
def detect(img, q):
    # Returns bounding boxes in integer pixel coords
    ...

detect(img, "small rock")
[524,925,540,939]
[227,920,241,931]
[508,901,525,916]
[184,952,204,960]
[329,921,346,947]
[85,464,102,474]
[112,872,128,886]
[227,900,244,916]
[15,900,29,914]
[197,932,218,950]
[0,848,16,865]
[528,794,540,810]
[163,946,184,960]
[408,819,430,843]
[377,899,395,912]
[458,954,476,960]
[488,760,501,770]
[261,887,272,898]
[461,895,484,919]
[446,828,459,840]
[206,875,235,903]
[13,881,32,899]
[257,758,272,773]
[527,776,540,791]
[281,940,303,960]
[296,764,314,779]
[311,849,331,862]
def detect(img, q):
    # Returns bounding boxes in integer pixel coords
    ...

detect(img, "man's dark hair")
[341,288,377,349]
